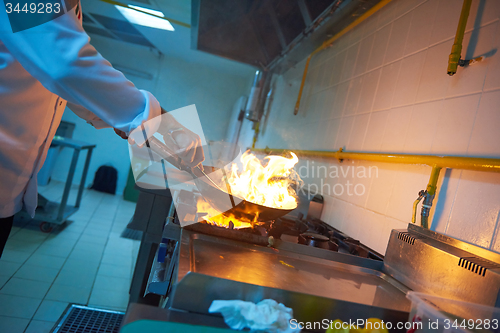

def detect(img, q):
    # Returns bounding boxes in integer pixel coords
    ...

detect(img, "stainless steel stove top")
[169,228,410,324]
[144,217,500,331]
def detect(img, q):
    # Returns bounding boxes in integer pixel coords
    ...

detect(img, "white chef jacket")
[0,1,161,217]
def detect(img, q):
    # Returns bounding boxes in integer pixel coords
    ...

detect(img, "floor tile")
[7,227,23,239]
[4,239,41,253]
[0,294,42,318]
[0,277,51,298]
[97,263,132,279]
[61,259,99,274]
[0,250,32,264]
[93,275,130,292]
[45,284,91,304]
[33,300,69,322]
[36,244,74,258]
[42,238,77,248]
[0,275,9,288]
[24,320,56,333]
[0,316,30,333]
[73,241,105,253]
[0,261,22,276]
[13,264,60,283]
[67,249,103,263]
[88,288,129,311]
[24,253,66,269]
[54,270,96,289]
[79,234,108,245]
[52,226,84,236]
[3,183,140,320]
[82,227,110,237]
[101,252,133,267]
[10,231,48,243]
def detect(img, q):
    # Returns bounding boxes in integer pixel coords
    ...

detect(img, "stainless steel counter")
[168,229,411,326]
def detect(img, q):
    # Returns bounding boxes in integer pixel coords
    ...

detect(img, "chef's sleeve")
[0,3,160,144]
[66,102,110,129]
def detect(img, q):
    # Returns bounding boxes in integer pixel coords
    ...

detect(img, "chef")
[0,2,204,257]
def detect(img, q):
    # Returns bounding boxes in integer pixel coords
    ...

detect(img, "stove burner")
[267,217,383,260]
[298,232,329,249]
[189,214,383,260]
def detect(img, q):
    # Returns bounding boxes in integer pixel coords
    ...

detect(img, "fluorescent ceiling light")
[115,5,174,31]
[128,5,164,17]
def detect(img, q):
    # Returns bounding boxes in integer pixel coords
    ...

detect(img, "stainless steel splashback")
[383,224,500,307]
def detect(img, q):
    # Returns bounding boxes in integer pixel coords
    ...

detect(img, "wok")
[146,137,294,222]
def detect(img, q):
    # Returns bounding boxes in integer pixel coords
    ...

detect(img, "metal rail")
[253,148,500,173]
[253,147,500,228]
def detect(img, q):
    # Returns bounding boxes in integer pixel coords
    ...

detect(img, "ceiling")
[81,0,255,78]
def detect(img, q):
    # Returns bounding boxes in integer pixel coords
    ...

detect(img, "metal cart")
[20,137,95,232]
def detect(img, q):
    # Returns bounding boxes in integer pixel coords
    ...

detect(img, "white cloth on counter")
[209,299,300,333]
[0,1,161,217]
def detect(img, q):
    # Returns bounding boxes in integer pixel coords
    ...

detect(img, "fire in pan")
[146,137,296,223]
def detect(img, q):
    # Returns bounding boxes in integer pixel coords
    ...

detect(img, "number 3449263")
[5,2,61,14]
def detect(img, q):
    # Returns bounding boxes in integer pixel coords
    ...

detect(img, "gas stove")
[141,211,409,329]
[130,184,500,333]
[268,216,384,260]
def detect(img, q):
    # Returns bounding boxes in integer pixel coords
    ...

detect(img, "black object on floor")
[53,304,124,333]
[91,165,118,194]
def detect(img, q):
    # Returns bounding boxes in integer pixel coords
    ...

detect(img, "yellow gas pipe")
[253,148,500,228]
[420,165,442,229]
[294,0,393,115]
[253,148,500,173]
[447,0,472,75]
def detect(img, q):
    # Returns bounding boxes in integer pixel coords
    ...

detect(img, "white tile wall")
[403,100,442,153]
[404,0,437,56]
[380,106,413,152]
[362,110,389,151]
[468,90,500,156]
[344,76,364,116]
[392,51,426,107]
[373,61,401,111]
[430,168,463,233]
[431,94,481,155]
[367,25,391,71]
[384,14,411,64]
[357,69,381,114]
[251,0,500,255]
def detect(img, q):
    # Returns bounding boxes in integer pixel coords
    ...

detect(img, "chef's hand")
[158,108,205,169]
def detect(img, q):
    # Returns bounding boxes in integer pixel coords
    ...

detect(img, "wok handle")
[146,136,192,173]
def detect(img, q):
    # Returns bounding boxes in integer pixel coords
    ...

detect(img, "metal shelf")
[17,137,95,230]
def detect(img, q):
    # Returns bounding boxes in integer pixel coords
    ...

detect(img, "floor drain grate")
[53,304,124,333]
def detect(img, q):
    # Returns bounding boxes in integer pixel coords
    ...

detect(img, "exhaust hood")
[191,0,384,73]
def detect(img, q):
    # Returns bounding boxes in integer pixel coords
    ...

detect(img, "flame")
[226,151,299,210]
[196,151,300,229]
[196,198,252,229]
